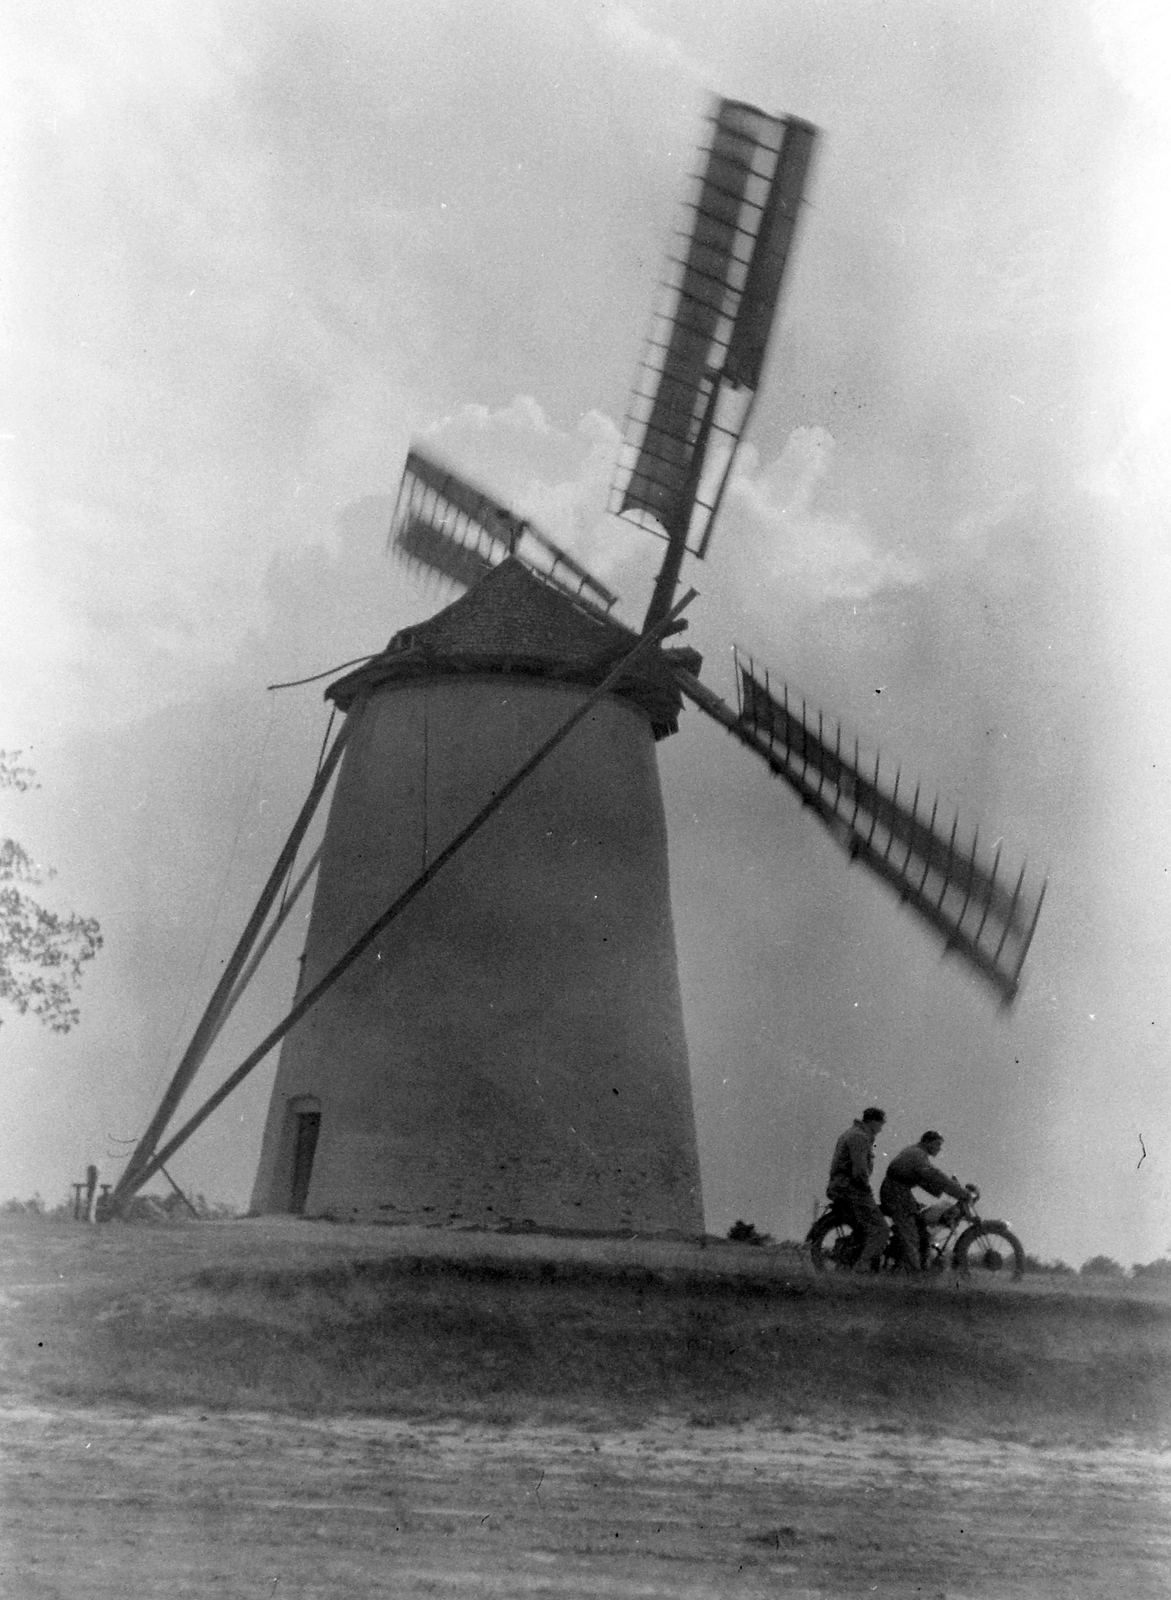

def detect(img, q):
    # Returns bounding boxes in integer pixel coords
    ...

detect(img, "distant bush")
[2,1191,237,1223]
[1080,1255,1124,1277]
[178,1193,238,1220]
[1132,1257,1171,1280]
[122,1191,239,1223]
[1023,1255,1075,1276]
[0,1195,70,1220]
[727,1220,773,1246]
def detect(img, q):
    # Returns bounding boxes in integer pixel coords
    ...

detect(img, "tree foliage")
[727,1219,773,1245]
[1079,1254,1124,1277]
[1,751,102,1033]
[1131,1257,1171,1280]
[1024,1255,1074,1275]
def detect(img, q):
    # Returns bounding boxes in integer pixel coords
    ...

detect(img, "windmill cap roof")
[327,558,700,739]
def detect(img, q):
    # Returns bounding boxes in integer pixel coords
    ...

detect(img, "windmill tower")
[249,548,705,1231]
[110,99,1044,1230]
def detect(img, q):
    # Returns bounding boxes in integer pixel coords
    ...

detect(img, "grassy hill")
[3,1216,1169,1448]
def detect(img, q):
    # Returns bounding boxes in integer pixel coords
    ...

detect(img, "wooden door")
[289,1112,320,1215]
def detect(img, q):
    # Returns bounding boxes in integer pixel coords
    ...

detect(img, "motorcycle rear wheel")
[808,1214,863,1273]
[953,1221,1025,1282]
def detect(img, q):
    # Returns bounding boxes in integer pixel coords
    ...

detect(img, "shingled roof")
[328,558,697,739]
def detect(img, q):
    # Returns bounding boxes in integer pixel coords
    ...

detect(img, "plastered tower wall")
[250,673,703,1233]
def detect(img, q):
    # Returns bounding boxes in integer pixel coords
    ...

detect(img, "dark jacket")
[880,1143,967,1205]
[827,1121,878,1198]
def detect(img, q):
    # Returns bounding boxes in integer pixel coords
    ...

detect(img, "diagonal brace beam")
[111,721,355,1206]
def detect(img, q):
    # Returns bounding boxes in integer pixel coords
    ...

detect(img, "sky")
[2,0,1169,1266]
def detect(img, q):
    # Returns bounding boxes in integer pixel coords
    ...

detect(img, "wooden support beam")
[111,717,358,1208]
[207,844,323,1053]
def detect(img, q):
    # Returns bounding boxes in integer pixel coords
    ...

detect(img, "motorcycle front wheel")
[953,1221,1025,1282]
[808,1214,863,1273]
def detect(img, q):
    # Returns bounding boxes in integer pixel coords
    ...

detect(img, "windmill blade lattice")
[732,653,1045,1003]
[674,655,1044,1005]
[391,447,619,617]
[612,101,817,574]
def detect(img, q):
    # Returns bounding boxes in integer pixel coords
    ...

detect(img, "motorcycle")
[806,1184,1025,1280]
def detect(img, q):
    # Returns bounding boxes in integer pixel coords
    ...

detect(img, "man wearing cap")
[880,1131,970,1271]
[826,1107,890,1272]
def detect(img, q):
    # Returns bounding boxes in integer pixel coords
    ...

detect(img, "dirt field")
[1,1217,1169,1598]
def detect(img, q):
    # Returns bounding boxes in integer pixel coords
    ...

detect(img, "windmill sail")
[723,115,818,391]
[390,447,618,616]
[617,101,760,535]
[612,99,817,607]
[675,656,1044,1005]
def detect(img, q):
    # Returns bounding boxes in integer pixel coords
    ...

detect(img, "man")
[827,1107,890,1272]
[880,1130,970,1271]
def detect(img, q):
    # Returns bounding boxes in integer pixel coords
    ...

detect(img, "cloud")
[1088,0,1171,131]
[731,427,925,603]
[4,6,435,738]
[0,517,85,728]
[409,402,929,639]
[428,394,554,439]
[415,403,928,622]
[419,396,651,601]
[945,484,1034,555]
[595,4,703,82]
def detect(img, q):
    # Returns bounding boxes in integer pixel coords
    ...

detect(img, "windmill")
[110,98,1044,1232]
